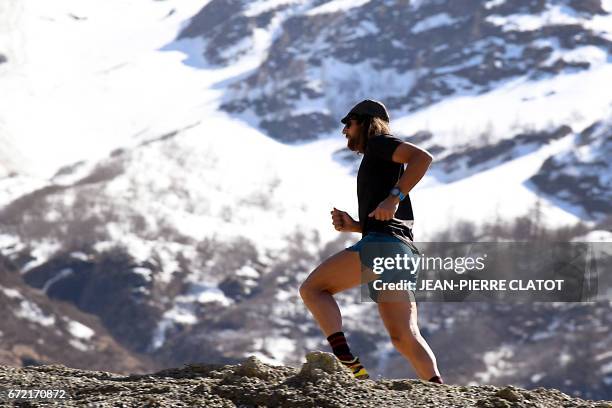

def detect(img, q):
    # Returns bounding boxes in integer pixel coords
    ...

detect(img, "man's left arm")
[391,142,434,197]
[368,142,433,221]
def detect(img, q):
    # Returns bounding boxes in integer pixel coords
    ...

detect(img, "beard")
[347,134,360,152]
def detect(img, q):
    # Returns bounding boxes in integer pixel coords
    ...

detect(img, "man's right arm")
[346,220,362,233]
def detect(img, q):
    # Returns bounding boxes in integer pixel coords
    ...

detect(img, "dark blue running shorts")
[346,232,420,302]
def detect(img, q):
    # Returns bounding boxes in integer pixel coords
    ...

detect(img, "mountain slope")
[0,254,155,374]
[0,0,611,402]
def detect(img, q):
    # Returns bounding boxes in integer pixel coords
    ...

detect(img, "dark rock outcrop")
[529,119,612,219]
[432,125,573,182]
[0,256,156,374]
[22,247,163,354]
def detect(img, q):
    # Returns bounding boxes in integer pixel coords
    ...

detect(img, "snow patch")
[0,285,22,299]
[484,0,506,9]
[544,45,608,68]
[306,0,371,15]
[0,175,48,208]
[189,282,233,306]
[559,351,572,366]
[21,240,62,273]
[132,267,153,282]
[66,319,95,340]
[572,230,612,242]
[244,0,306,17]
[70,251,89,261]
[69,338,91,352]
[275,289,294,301]
[486,5,582,32]
[236,265,260,278]
[473,344,517,383]
[250,337,295,365]
[412,13,458,34]
[14,299,55,327]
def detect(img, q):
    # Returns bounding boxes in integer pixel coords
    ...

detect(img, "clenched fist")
[331,207,360,233]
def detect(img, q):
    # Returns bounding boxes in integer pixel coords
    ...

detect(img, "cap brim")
[340,115,350,124]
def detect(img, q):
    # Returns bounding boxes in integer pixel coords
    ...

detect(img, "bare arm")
[391,142,434,196]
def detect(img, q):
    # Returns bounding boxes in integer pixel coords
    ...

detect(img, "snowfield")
[1,0,606,246]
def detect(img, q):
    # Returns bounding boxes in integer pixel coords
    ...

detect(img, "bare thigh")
[301,250,378,295]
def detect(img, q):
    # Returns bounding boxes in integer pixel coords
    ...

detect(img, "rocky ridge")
[1,352,611,407]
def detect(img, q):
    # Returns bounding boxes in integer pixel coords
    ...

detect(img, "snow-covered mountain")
[1,0,611,400]
[179,0,612,144]
[177,0,612,225]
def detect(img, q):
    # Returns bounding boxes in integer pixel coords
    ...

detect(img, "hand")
[368,196,399,221]
[331,207,358,232]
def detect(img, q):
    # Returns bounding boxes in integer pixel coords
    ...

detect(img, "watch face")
[391,187,400,196]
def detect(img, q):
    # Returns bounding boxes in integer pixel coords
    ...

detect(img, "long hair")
[353,116,391,153]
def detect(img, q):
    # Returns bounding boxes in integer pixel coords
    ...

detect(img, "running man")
[299,99,444,383]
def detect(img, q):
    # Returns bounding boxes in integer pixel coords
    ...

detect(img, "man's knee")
[299,278,322,300]
[299,281,311,300]
[300,277,334,300]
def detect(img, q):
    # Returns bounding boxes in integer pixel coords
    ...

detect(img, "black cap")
[340,99,390,124]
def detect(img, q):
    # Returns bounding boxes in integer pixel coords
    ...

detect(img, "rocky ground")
[0,352,610,408]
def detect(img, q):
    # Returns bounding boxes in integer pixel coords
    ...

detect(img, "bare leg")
[299,250,368,336]
[377,293,441,380]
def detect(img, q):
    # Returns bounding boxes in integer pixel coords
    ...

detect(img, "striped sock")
[326,331,355,361]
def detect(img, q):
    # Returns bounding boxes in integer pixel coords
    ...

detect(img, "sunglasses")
[344,116,361,129]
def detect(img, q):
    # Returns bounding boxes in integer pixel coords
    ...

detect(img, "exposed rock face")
[431,125,573,182]
[0,258,156,375]
[178,0,612,142]
[1,353,610,407]
[529,118,612,219]
[22,247,163,354]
